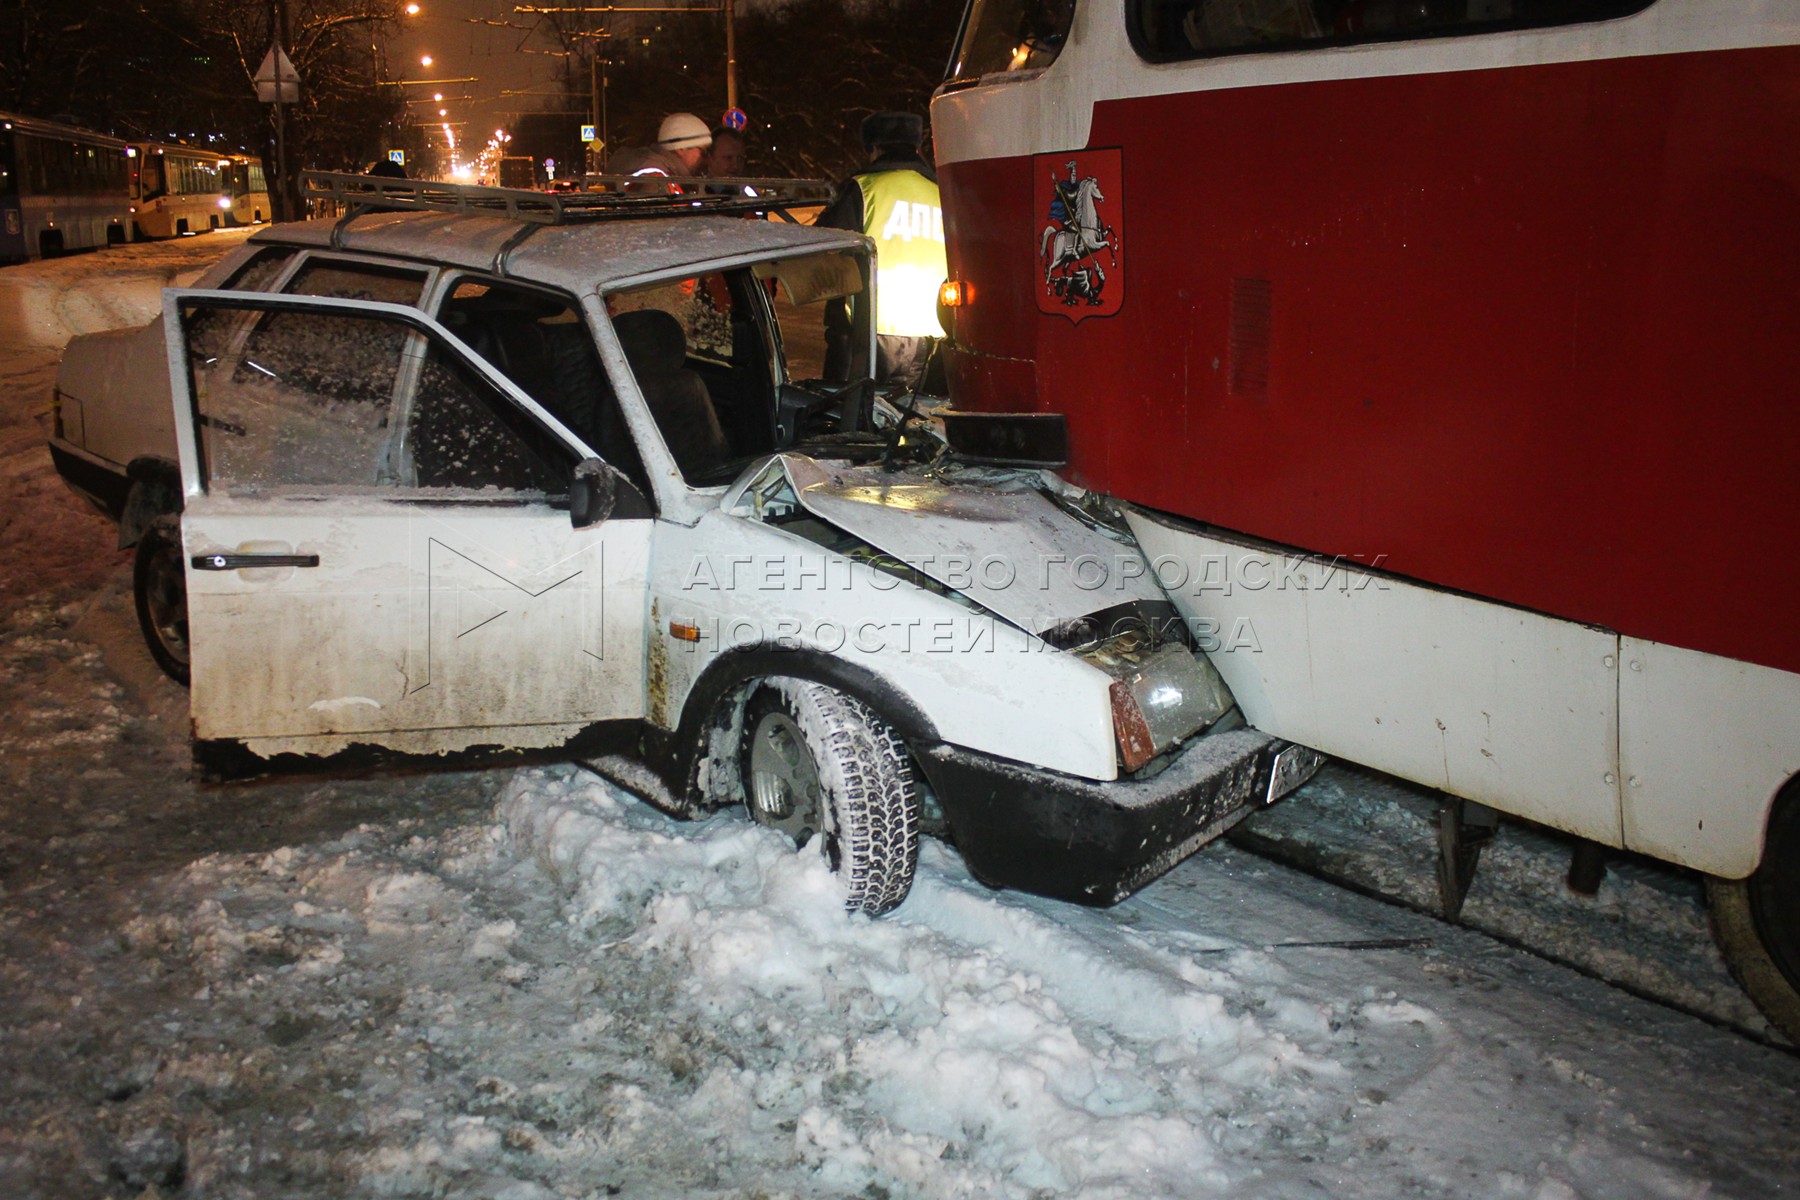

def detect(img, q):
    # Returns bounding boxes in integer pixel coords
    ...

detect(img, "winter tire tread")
[742,680,920,916]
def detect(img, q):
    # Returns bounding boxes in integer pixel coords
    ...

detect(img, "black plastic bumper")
[48,439,130,521]
[916,727,1304,906]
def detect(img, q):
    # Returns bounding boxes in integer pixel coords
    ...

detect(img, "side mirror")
[571,457,652,526]
[570,458,619,528]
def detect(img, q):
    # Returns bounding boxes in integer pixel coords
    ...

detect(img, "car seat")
[612,309,729,478]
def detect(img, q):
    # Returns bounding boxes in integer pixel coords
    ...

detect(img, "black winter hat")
[860,112,924,151]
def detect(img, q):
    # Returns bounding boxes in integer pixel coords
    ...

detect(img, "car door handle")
[191,553,321,570]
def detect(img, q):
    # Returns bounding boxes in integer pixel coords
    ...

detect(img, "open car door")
[163,288,651,771]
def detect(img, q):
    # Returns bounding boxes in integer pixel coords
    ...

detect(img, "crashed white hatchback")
[51,174,1320,914]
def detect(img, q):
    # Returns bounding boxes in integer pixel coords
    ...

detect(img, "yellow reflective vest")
[855,168,947,338]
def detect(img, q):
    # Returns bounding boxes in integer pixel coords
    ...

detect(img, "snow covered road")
[0,237,1795,1199]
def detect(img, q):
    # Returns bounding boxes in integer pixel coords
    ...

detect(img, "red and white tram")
[931,0,1800,1034]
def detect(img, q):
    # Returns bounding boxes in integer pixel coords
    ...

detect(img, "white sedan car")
[51,174,1320,914]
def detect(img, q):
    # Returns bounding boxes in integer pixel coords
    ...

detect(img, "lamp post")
[725,0,736,110]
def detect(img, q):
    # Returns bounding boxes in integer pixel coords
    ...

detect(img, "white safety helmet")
[657,112,713,152]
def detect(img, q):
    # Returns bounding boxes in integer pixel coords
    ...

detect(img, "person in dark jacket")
[817,112,947,391]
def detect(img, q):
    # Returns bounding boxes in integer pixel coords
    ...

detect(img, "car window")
[182,303,404,491]
[436,278,650,496]
[181,298,579,498]
[403,343,575,494]
[285,260,428,306]
[754,250,863,385]
[612,274,737,364]
[222,246,295,291]
[608,269,779,484]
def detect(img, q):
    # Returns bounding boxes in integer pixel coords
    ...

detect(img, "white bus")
[931,0,1800,1038]
[129,141,229,239]
[0,112,132,262]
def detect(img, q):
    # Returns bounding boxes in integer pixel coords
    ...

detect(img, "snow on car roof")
[248,210,866,297]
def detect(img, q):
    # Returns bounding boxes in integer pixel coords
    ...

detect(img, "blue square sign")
[580,125,597,143]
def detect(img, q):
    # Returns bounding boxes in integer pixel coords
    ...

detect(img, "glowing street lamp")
[420,54,433,67]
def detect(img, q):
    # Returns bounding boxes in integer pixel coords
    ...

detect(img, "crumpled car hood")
[738,455,1167,635]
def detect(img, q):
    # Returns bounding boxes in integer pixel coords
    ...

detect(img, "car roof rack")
[302,170,832,226]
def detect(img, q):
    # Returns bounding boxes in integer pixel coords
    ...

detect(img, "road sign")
[722,108,747,132]
[254,44,299,104]
[581,124,597,143]
[388,150,405,166]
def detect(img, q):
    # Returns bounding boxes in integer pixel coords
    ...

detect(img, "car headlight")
[1077,627,1234,773]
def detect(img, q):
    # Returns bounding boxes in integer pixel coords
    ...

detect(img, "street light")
[420,54,433,67]
[405,3,421,13]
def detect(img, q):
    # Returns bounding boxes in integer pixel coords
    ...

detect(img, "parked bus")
[129,141,228,239]
[930,0,1800,1037]
[0,112,131,262]
[222,154,269,227]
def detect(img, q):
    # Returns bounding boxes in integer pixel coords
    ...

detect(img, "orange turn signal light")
[669,621,702,642]
[938,279,969,308]
[1109,680,1156,774]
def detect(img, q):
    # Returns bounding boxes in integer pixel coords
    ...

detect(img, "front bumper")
[916,728,1321,906]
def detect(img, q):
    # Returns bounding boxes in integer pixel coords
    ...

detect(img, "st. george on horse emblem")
[1035,148,1123,322]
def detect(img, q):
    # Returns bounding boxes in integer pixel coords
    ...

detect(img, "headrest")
[613,309,688,377]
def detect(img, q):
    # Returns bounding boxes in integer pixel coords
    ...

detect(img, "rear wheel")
[741,680,919,916]
[133,515,190,685]
[1707,779,1800,1042]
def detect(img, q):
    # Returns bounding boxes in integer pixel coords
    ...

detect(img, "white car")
[51,174,1321,914]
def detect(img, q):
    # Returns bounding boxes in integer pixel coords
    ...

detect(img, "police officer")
[818,112,946,391]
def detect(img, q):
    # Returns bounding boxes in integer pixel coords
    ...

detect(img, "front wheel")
[1707,779,1800,1042]
[133,515,190,685]
[740,680,920,916]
